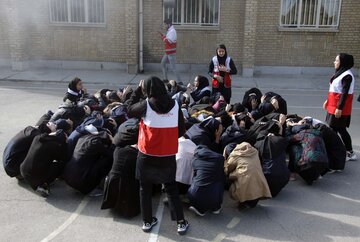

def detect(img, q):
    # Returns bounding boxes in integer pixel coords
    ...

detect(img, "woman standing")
[127,76,189,235]
[209,44,237,104]
[324,53,357,161]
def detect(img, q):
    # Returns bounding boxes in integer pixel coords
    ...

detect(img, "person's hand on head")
[169,80,176,87]
[94,91,101,99]
[108,118,118,129]
[47,122,57,132]
[84,105,91,115]
[271,98,279,110]
[261,95,266,104]
[279,114,286,125]
[187,83,193,91]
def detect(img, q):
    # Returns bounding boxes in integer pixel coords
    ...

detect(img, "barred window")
[164,0,220,27]
[280,0,341,28]
[49,0,105,25]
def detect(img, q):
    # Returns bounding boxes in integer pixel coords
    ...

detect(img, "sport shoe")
[212,206,222,215]
[346,151,357,161]
[177,220,189,235]
[189,206,205,217]
[142,217,158,233]
[36,183,50,197]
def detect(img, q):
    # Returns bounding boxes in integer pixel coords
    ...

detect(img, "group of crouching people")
[2,75,353,234]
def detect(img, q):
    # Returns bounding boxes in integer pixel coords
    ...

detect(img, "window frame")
[163,0,221,30]
[48,0,106,27]
[279,0,342,31]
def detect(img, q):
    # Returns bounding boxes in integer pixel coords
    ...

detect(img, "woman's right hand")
[323,100,328,110]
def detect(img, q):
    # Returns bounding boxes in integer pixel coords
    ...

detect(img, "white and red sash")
[212,56,232,88]
[327,70,355,116]
[138,99,179,156]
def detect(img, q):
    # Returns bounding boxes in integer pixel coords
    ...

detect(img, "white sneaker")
[142,217,158,233]
[346,151,357,161]
[189,206,205,217]
[212,206,222,215]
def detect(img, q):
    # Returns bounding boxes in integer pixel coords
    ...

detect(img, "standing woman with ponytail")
[324,53,357,161]
[209,44,238,104]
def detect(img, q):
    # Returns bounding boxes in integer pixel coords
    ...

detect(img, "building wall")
[0,0,138,69]
[0,0,11,62]
[255,0,360,68]
[143,0,245,67]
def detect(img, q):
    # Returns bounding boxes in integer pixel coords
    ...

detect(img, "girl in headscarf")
[187,75,211,103]
[127,76,189,235]
[323,53,357,161]
[63,77,87,103]
[209,44,238,104]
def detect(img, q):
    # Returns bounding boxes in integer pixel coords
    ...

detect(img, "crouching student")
[187,75,211,104]
[20,130,68,197]
[63,126,114,194]
[127,76,189,235]
[3,119,71,179]
[101,118,141,218]
[224,142,272,208]
[187,145,225,216]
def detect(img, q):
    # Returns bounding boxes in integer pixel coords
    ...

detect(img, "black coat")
[63,132,113,194]
[191,145,225,187]
[3,126,42,177]
[101,146,140,217]
[255,134,290,197]
[20,133,67,189]
[315,123,346,170]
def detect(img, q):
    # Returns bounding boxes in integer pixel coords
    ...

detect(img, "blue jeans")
[161,53,181,82]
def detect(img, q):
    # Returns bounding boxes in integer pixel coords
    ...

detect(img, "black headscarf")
[332,53,354,80]
[196,75,210,90]
[68,77,82,93]
[216,44,228,66]
[144,76,174,114]
[199,118,221,136]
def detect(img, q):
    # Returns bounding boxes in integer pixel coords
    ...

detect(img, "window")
[280,0,341,29]
[49,0,105,25]
[164,0,220,27]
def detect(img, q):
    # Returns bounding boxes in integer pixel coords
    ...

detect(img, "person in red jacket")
[323,53,357,161]
[159,19,181,83]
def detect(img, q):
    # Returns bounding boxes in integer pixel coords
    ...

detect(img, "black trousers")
[332,126,353,152]
[140,181,184,223]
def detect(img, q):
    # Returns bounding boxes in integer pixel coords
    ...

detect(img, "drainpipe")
[139,0,144,73]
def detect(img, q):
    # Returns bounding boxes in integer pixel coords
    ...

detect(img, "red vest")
[212,56,232,88]
[162,26,177,55]
[138,99,179,156]
[327,70,355,116]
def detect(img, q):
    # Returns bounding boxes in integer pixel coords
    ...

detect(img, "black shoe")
[142,217,158,233]
[177,220,189,235]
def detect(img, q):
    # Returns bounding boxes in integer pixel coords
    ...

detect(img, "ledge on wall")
[277,26,339,33]
[254,66,359,77]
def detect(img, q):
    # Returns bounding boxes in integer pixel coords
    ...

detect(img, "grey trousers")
[161,53,181,82]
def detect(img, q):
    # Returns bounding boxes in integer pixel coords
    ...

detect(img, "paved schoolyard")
[0,72,360,242]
